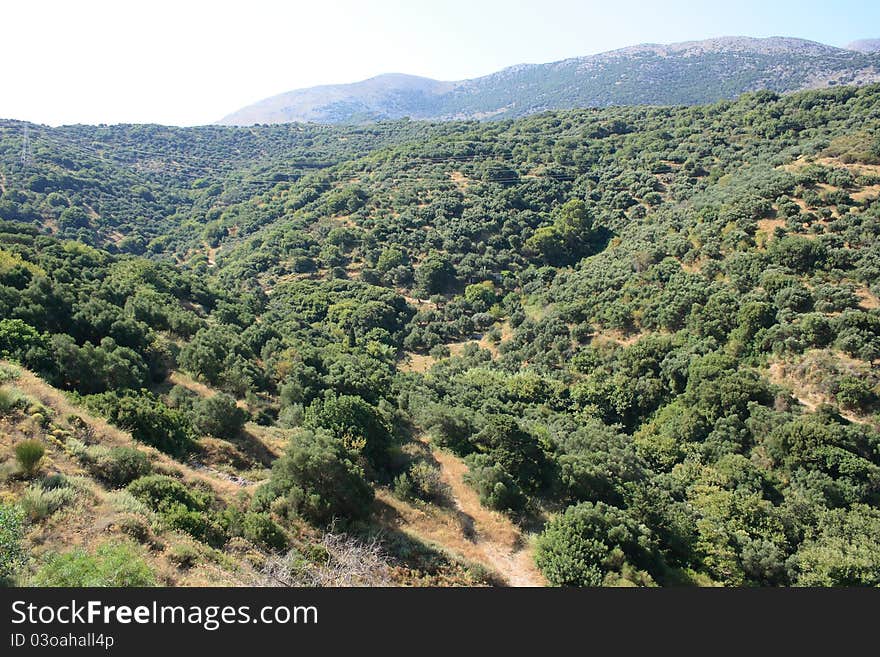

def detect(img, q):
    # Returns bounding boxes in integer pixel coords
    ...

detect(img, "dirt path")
[430,445,545,586]
[378,437,545,587]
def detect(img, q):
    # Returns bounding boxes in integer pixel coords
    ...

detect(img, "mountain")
[219,36,880,125]
[847,38,880,53]
[219,73,456,125]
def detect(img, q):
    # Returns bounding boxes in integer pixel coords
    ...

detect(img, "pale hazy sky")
[2,0,878,126]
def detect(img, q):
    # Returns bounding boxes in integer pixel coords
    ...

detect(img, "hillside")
[2,84,880,587]
[219,36,880,125]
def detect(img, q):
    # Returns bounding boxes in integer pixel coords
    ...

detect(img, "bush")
[161,503,226,547]
[463,453,526,513]
[30,541,155,586]
[0,388,19,415]
[835,376,876,413]
[14,440,44,477]
[88,446,152,487]
[241,512,288,551]
[106,490,154,518]
[127,475,210,512]
[192,393,248,439]
[304,393,394,471]
[20,483,77,521]
[471,414,550,492]
[84,392,193,456]
[394,462,445,503]
[259,429,373,524]
[0,503,25,583]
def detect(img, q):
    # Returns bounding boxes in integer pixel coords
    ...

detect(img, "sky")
[2,0,878,126]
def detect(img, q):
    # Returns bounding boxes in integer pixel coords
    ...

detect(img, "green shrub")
[463,454,526,513]
[127,476,224,546]
[0,502,26,583]
[161,503,226,547]
[259,429,373,524]
[192,393,248,439]
[0,363,21,384]
[127,475,210,512]
[20,483,76,521]
[835,376,876,413]
[84,392,193,456]
[88,446,152,487]
[0,388,18,414]
[241,512,288,551]
[394,462,445,503]
[30,541,156,586]
[535,501,659,587]
[304,393,394,471]
[14,440,44,477]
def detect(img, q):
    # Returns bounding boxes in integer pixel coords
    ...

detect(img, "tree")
[304,393,394,471]
[464,281,497,311]
[178,325,242,385]
[471,414,550,492]
[414,253,455,298]
[0,319,53,372]
[524,199,600,265]
[790,504,880,586]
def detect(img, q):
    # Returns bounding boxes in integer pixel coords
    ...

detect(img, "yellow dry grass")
[852,184,880,202]
[855,286,880,310]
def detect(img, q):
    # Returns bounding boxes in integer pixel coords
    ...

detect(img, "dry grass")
[5,363,254,500]
[855,287,880,310]
[448,171,470,190]
[852,184,880,202]
[781,156,880,176]
[756,217,787,237]
[399,353,436,373]
[0,362,278,586]
[592,329,650,348]
[765,351,875,426]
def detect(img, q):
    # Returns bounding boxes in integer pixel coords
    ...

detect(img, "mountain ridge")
[219,35,880,125]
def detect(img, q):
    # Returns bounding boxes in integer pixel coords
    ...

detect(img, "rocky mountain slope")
[219,36,880,125]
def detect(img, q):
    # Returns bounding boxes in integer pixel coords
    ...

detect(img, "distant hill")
[219,36,880,125]
[847,38,880,53]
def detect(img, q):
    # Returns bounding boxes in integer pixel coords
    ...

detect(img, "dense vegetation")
[2,83,880,586]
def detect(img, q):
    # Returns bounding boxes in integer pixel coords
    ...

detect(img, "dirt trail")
[431,445,545,587]
[378,437,545,587]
